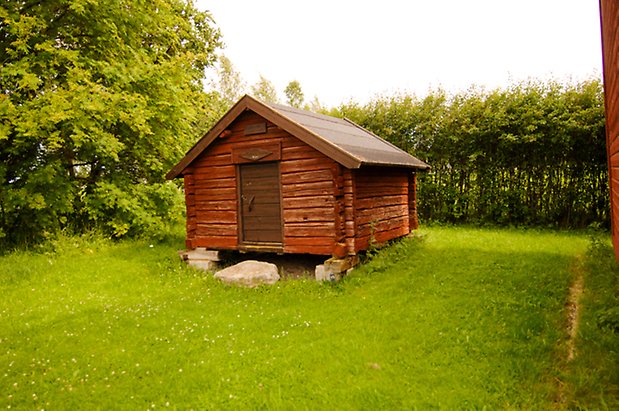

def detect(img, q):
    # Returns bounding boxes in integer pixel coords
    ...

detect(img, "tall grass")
[1,227,613,409]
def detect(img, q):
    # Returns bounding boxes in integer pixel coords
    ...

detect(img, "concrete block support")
[179,248,221,271]
[315,256,359,282]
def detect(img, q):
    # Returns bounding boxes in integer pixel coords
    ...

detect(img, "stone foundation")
[179,247,221,271]
[180,248,359,282]
[315,256,359,282]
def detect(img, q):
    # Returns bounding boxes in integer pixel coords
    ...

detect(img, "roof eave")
[358,160,431,171]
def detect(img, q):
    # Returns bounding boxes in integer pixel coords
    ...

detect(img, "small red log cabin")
[167,95,430,257]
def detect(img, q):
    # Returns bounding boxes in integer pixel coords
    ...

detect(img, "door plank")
[239,162,282,244]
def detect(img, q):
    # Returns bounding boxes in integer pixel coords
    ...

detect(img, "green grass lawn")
[0,227,617,409]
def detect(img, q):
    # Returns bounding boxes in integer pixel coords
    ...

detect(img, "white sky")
[196,0,603,108]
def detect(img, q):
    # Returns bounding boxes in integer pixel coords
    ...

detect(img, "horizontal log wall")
[185,110,339,254]
[353,167,411,251]
[281,132,338,255]
[183,173,196,249]
[186,161,237,249]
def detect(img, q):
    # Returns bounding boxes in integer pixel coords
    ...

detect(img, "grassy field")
[0,227,617,409]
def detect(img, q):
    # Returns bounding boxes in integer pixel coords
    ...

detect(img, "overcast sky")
[196,0,603,108]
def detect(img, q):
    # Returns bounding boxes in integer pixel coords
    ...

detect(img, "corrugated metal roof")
[167,95,429,179]
[266,102,430,169]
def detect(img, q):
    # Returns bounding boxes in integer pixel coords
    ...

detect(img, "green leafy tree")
[284,80,304,108]
[307,96,325,113]
[0,0,221,245]
[212,54,246,106]
[250,75,279,103]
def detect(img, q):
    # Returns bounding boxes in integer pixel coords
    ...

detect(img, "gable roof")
[166,95,430,179]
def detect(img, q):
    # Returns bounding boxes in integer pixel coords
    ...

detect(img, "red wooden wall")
[600,0,619,260]
[352,167,412,252]
[184,110,341,254]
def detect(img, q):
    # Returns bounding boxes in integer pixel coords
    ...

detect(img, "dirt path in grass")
[565,256,585,362]
[554,255,585,407]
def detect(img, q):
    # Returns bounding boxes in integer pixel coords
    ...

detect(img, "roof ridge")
[266,102,349,125]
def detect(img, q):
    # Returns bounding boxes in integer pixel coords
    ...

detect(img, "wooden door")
[238,162,282,244]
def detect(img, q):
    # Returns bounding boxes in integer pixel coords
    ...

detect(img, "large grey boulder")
[214,260,280,288]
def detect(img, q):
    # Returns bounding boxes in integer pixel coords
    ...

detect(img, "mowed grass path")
[0,227,606,409]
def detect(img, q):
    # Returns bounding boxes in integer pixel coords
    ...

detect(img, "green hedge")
[333,79,607,228]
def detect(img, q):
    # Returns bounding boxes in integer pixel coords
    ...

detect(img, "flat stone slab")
[179,248,221,262]
[214,260,280,288]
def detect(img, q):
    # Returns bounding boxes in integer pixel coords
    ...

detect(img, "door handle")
[246,195,255,212]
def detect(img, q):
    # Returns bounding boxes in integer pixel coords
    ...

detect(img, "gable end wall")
[184,110,340,255]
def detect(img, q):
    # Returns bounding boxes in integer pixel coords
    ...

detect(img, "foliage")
[332,79,607,228]
[211,54,246,106]
[250,74,279,103]
[284,80,304,108]
[0,0,221,246]
[82,180,186,239]
[1,227,610,408]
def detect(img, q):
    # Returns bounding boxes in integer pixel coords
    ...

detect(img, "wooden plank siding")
[353,167,411,252]
[238,162,282,244]
[600,0,619,261]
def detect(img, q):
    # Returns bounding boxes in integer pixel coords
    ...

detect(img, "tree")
[212,54,246,106]
[250,75,279,103]
[307,96,325,113]
[284,80,304,108]
[0,0,222,245]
